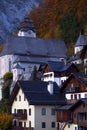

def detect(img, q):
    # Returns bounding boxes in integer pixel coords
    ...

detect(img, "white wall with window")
[35,106,57,130]
[66,92,87,101]
[12,88,58,130]
[43,72,68,87]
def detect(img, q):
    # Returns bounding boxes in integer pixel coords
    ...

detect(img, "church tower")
[17,15,36,37]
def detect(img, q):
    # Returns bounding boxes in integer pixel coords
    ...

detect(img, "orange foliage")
[30,0,87,39]
[0,112,12,130]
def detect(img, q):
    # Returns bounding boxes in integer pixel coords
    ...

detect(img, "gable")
[41,61,79,77]
[61,73,87,93]
[9,80,66,106]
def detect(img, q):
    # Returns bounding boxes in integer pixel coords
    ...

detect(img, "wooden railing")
[12,112,27,120]
[12,126,34,130]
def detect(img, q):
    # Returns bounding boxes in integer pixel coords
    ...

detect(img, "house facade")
[55,73,87,130]
[39,61,79,87]
[9,80,66,130]
[56,99,87,130]
[61,73,87,104]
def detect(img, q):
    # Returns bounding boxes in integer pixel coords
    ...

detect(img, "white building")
[0,16,67,100]
[75,34,87,54]
[40,61,79,87]
[9,80,66,130]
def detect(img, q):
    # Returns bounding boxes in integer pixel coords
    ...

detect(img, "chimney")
[47,81,53,95]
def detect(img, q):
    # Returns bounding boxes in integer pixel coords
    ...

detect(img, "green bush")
[3,72,13,82]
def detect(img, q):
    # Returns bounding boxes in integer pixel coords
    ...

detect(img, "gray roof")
[75,34,87,47]
[56,98,87,111]
[56,104,73,110]
[10,81,66,105]
[47,61,74,72]
[0,36,67,59]
[13,55,58,64]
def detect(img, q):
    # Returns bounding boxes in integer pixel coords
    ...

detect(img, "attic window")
[19,95,21,101]
[24,95,26,101]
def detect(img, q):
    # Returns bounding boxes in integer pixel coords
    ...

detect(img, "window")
[78,94,81,99]
[42,122,46,128]
[74,94,77,100]
[85,94,87,98]
[29,121,31,128]
[19,95,21,101]
[24,95,26,101]
[42,108,46,115]
[19,122,22,127]
[51,122,55,128]
[24,109,27,114]
[24,122,26,127]
[77,112,86,120]
[51,108,55,115]
[71,94,73,99]
[75,126,77,130]
[68,124,70,128]
[29,109,31,115]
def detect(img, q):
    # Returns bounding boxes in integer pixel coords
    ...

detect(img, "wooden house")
[39,61,79,87]
[56,98,87,130]
[61,73,87,104]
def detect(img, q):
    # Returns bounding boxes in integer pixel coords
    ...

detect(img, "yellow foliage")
[0,112,12,130]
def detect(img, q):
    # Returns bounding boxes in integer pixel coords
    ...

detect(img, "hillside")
[30,0,87,56]
[0,0,43,43]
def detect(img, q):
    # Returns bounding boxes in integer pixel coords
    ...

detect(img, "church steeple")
[17,15,36,37]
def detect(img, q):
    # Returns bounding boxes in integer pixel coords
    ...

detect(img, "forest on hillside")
[30,0,87,56]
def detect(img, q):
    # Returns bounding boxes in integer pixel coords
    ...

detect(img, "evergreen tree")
[60,12,84,44]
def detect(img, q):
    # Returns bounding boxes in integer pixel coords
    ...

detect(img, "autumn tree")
[0,112,12,130]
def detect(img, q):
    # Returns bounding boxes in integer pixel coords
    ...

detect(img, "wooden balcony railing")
[12,126,34,130]
[12,112,27,120]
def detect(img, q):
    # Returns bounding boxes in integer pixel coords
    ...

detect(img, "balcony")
[12,126,34,130]
[12,110,27,120]
[66,87,80,93]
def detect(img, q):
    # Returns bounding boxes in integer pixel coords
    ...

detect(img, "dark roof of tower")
[18,16,36,32]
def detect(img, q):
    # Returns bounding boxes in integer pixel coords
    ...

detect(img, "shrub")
[3,72,13,82]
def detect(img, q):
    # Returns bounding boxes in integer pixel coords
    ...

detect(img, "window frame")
[41,108,46,115]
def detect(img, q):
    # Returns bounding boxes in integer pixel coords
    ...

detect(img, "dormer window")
[19,95,21,101]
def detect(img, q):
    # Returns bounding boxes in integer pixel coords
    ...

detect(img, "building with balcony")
[9,80,66,130]
[55,73,87,130]
[61,73,87,104]
[39,61,79,87]
[56,98,87,130]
